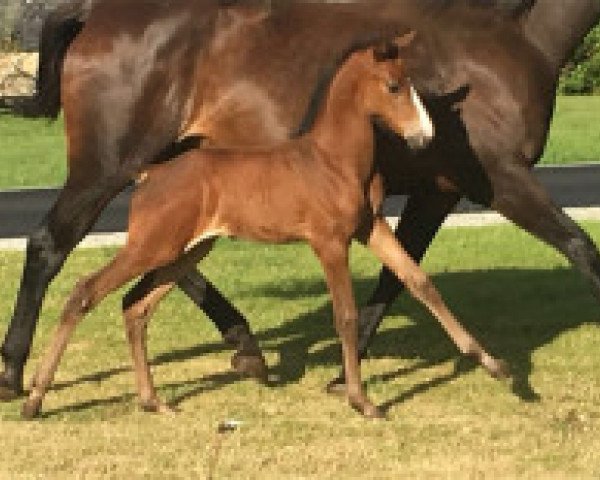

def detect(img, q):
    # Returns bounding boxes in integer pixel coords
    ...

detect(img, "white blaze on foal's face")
[377,77,435,150]
[409,84,434,142]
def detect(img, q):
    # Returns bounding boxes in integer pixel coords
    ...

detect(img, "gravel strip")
[0,207,599,251]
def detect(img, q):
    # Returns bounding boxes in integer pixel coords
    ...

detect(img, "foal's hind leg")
[22,249,149,419]
[367,219,509,379]
[122,242,215,414]
[313,241,383,419]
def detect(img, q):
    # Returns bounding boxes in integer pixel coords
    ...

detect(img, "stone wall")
[0,52,37,96]
[1,0,63,51]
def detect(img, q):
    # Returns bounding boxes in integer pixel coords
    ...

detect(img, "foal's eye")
[387,80,401,94]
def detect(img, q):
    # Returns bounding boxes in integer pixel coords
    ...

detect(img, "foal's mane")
[291,31,408,139]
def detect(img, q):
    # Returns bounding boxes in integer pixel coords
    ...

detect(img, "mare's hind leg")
[491,164,600,301]
[367,218,509,380]
[122,242,215,414]
[313,240,383,419]
[0,177,129,401]
[22,248,149,419]
[490,165,600,398]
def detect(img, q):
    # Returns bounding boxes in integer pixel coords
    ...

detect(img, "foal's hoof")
[325,377,347,397]
[482,356,511,380]
[0,372,23,402]
[231,352,268,383]
[363,404,386,420]
[21,397,42,420]
[351,400,386,420]
[141,400,179,415]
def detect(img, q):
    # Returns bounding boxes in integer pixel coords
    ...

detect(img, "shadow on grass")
[40,370,242,419]
[45,266,598,416]
[246,266,599,409]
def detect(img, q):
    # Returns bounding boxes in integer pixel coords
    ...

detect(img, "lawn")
[0,222,599,478]
[0,96,599,188]
[543,95,600,164]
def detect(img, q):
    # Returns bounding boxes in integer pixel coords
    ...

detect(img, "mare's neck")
[520,0,600,70]
[307,61,375,183]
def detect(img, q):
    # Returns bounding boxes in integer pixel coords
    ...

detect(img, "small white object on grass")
[217,419,243,433]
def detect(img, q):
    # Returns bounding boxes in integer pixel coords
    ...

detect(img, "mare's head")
[354,33,435,150]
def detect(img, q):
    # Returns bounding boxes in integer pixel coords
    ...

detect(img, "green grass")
[0,113,66,187]
[542,96,600,164]
[0,223,599,478]
[0,96,599,188]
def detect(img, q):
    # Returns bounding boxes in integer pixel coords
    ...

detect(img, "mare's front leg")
[367,218,509,379]
[177,271,267,381]
[313,241,384,419]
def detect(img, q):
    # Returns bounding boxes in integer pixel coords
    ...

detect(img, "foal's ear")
[372,31,416,62]
[394,30,417,49]
[372,42,400,62]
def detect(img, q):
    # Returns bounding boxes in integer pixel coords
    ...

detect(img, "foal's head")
[353,33,434,150]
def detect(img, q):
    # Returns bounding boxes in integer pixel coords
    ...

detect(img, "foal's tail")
[17,0,90,119]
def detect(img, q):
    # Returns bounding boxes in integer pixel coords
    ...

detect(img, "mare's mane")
[430,0,533,13]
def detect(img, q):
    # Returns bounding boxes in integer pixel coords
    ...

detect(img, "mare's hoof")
[325,378,346,397]
[224,326,267,382]
[231,352,268,383]
[21,398,42,420]
[483,357,511,380]
[0,372,23,402]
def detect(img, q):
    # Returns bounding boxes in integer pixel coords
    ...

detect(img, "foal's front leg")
[313,241,384,419]
[367,219,509,379]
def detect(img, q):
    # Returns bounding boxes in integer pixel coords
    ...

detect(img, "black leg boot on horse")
[178,272,268,381]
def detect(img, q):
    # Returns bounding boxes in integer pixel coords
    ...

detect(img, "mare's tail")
[10,0,91,118]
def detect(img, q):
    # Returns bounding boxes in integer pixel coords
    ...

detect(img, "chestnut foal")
[23,37,507,419]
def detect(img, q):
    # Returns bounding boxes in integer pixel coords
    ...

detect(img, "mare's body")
[2,0,599,399]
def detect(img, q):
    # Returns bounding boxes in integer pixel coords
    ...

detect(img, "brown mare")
[2,0,600,403]
[22,38,509,419]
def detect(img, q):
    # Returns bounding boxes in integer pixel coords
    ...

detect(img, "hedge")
[559,24,600,95]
